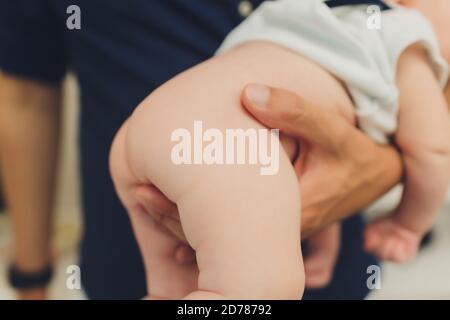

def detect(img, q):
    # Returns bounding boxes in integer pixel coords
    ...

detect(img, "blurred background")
[0,75,449,300]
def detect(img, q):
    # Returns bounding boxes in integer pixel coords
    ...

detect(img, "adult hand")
[241,84,403,237]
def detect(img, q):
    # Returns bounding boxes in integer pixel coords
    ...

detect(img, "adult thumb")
[242,84,345,147]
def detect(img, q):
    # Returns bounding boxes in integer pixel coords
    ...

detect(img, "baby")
[110,0,450,299]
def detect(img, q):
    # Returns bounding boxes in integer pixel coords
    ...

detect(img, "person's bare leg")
[125,108,304,299]
[304,223,340,289]
[129,206,199,299]
[180,163,304,299]
[0,75,61,299]
[110,123,198,299]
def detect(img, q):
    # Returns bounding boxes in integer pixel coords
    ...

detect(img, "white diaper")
[216,0,449,143]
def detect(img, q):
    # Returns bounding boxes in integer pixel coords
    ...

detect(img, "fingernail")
[245,84,270,108]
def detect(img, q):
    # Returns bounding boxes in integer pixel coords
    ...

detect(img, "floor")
[0,214,85,300]
[0,76,449,300]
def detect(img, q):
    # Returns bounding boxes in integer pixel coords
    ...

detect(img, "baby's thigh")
[128,101,303,298]
[178,166,304,299]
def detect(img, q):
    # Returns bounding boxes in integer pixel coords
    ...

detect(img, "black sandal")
[8,264,53,290]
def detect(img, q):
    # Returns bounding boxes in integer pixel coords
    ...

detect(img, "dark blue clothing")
[325,0,390,10]
[0,0,378,299]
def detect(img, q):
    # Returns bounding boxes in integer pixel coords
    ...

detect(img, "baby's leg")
[127,94,304,299]
[110,122,198,299]
[123,41,355,298]
[304,223,340,289]
[179,152,303,299]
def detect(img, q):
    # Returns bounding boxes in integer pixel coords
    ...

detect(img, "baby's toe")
[364,227,383,252]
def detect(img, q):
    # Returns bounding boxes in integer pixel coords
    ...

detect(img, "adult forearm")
[0,73,61,272]
[299,129,403,237]
[331,133,403,227]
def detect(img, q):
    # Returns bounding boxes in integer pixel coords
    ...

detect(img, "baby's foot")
[304,223,340,289]
[364,216,422,263]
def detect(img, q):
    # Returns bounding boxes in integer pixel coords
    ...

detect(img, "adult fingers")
[134,184,179,221]
[241,84,347,148]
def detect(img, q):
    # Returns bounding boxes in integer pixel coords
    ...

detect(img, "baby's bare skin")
[365,0,450,262]
[110,42,355,299]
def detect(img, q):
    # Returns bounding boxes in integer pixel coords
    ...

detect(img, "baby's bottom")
[113,42,355,299]
[125,110,304,299]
